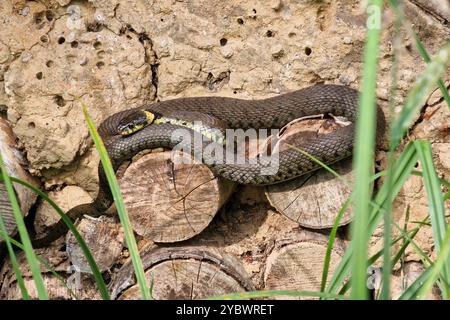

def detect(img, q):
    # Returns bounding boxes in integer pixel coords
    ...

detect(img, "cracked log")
[263,231,345,299]
[109,245,254,300]
[118,150,236,243]
[0,117,39,241]
[265,117,354,229]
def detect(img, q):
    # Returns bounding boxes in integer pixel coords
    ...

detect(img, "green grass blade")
[207,290,347,300]
[414,141,449,296]
[81,102,151,300]
[380,13,402,300]
[399,267,432,300]
[320,197,350,293]
[390,41,450,148]
[350,0,384,299]
[0,212,30,299]
[0,155,48,299]
[0,176,109,300]
[413,34,450,109]
[392,221,432,266]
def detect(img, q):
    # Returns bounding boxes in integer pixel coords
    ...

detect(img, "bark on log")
[118,150,236,243]
[0,117,39,239]
[263,231,345,299]
[109,245,254,300]
[265,117,353,229]
[409,0,450,23]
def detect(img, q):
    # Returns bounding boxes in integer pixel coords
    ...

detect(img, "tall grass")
[0,1,448,300]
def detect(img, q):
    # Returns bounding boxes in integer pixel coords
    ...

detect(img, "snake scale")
[32,84,385,247]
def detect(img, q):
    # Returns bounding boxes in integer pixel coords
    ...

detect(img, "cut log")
[118,150,235,243]
[263,231,345,299]
[265,117,353,229]
[109,245,255,300]
[0,247,102,300]
[409,0,449,23]
[0,117,39,239]
[66,216,124,273]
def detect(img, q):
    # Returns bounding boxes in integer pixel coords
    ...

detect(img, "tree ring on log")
[265,117,353,229]
[118,150,235,243]
[263,231,345,299]
[109,245,255,300]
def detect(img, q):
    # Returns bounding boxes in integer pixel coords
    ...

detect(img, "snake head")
[117,110,160,136]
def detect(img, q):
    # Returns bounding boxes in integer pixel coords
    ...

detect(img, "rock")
[270,0,283,11]
[343,36,353,44]
[3,2,154,175]
[19,6,30,17]
[271,44,284,58]
[436,143,450,171]
[220,46,234,59]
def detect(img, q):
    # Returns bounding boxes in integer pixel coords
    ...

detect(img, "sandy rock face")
[2,1,154,175]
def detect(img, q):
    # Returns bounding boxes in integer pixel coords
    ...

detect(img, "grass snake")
[32,84,385,247]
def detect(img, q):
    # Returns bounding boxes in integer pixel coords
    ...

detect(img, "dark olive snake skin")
[32,84,385,247]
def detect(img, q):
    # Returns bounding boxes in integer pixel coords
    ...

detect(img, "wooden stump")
[66,217,124,273]
[109,245,254,300]
[265,117,353,229]
[118,150,235,243]
[0,117,39,239]
[263,231,345,299]
[0,247,102,300]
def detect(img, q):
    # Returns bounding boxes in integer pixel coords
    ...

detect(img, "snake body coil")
[32,84,385,247]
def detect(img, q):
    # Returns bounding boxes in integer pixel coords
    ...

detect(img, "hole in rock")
[93,41,102,50]
[54,95,65,107]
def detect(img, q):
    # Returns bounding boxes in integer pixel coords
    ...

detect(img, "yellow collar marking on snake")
[120,110,227,145]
